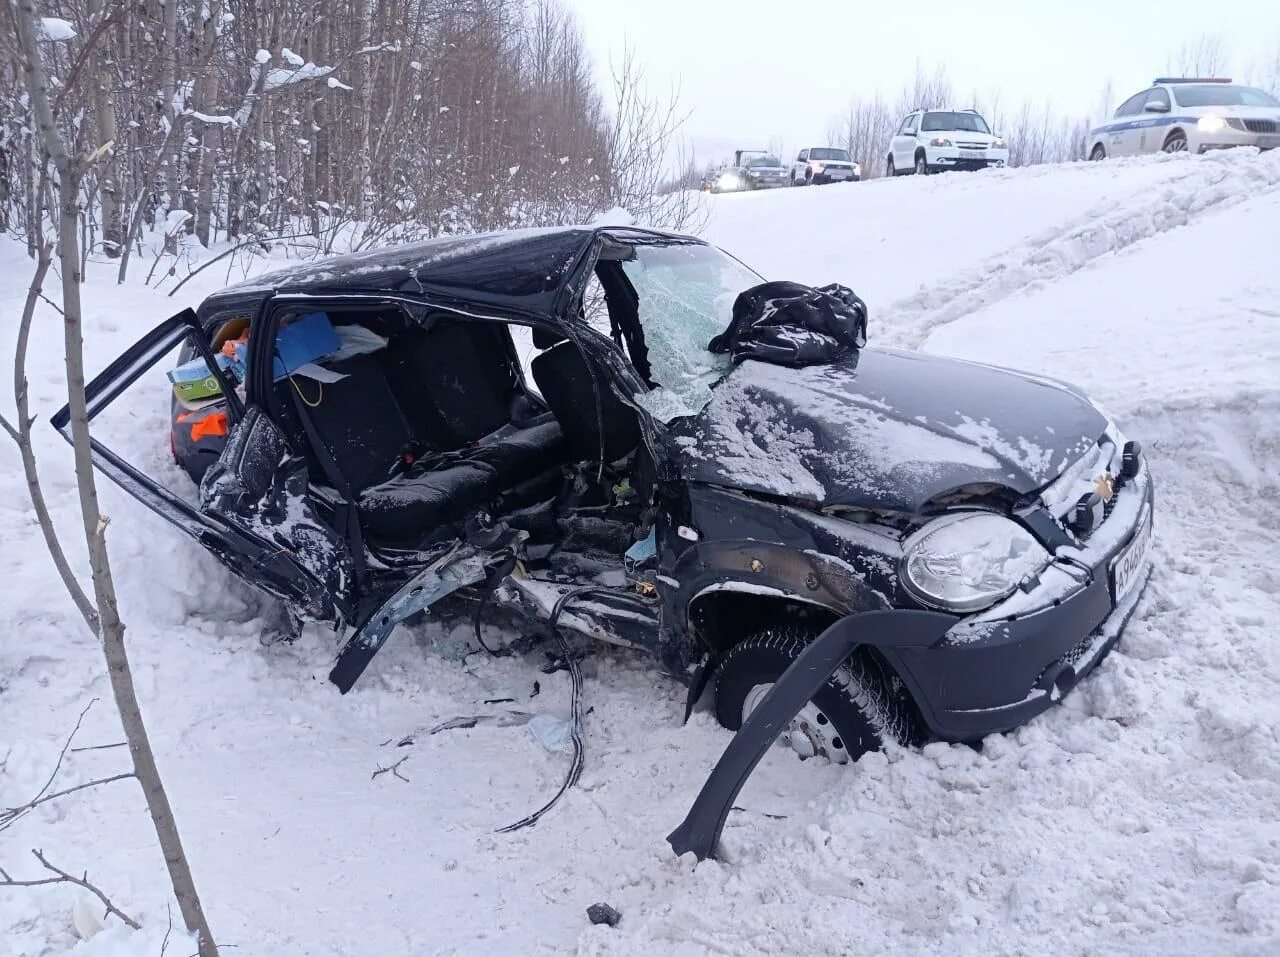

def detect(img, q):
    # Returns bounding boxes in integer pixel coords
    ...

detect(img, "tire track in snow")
[879,151,1280,351]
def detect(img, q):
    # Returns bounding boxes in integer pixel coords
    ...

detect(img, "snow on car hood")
[669,347,1106,512]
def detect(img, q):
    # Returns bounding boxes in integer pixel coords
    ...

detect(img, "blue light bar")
[1153,77,1233,84]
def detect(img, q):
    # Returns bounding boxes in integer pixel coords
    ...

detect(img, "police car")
[1088,78,1280,159]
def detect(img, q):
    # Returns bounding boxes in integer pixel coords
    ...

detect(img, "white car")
[1088,78,1280,159]
[790,147,861,185]
[886,110,1009,176]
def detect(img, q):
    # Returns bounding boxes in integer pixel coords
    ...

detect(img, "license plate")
[959,149,984,159]
[1110,507,1153,603]
[828,169,849,177]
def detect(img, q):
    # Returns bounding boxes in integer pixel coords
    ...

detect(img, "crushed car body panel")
[669,347,1107,512]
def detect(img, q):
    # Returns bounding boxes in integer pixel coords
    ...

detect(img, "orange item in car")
[188,411,229,441]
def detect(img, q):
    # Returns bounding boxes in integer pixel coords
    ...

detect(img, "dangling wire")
[290,375,323,408]
[496,585,607,833]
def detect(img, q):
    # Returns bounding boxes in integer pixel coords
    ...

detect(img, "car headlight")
[930,137,952,147]
[1225,117,1248,131]
[991,138,1006,149]
[811,162,825,172]
[1197,115,1227,133]
[716,172,739,189]
[853,162,861,174]
[901,513,1051,612]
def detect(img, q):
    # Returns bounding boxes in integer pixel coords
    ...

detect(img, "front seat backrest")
[531,341,640,465]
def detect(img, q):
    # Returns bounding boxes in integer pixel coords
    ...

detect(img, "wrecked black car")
[59,226,1153,852]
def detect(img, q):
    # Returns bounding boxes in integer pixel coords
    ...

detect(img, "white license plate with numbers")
[1111,508,1153,603]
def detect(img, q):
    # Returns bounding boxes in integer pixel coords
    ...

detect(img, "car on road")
[710,150,789,192]
[60,226,1154,783]
[1088,78,1280,160]
[790,147,861,185]
[887,109,1008,176]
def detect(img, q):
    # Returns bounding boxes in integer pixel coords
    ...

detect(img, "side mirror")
[1143,100,1169,113]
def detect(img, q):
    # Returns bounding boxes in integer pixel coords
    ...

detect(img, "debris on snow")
[586,903,622,927]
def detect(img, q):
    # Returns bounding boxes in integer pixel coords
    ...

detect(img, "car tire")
[1089,144,1106,161]
[1162,130,1188,153]
[915,152,929,175]
[712,625,920,764]
[886,157,896,177]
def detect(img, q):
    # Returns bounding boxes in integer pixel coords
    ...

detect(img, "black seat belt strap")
[287,381,370,589]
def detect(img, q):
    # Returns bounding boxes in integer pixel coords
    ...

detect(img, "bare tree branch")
[0,848,140,930]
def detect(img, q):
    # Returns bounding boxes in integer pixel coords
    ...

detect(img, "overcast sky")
[565,0,1280,165]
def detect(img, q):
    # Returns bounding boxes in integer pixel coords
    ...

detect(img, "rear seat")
[359,419,567,546]
[288,324,566,547]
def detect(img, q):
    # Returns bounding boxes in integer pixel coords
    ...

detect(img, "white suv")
[790,147,861,185]
[886,110,1008,176]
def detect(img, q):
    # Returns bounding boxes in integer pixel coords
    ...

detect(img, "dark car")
[710,150,789,192]
[58,227,1153,835]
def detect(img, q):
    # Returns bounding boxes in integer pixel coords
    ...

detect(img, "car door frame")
[50,306,344,618]
[1109,90,1150,156]
[794,148,808,183]
[893,113,919,167]
[1136,87,1172,152]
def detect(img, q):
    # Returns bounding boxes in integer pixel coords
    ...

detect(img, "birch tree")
[7,1,219,952]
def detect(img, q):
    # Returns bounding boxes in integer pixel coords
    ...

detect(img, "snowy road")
[2,150,1278,956]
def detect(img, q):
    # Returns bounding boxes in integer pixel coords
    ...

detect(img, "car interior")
[254,263,653,578]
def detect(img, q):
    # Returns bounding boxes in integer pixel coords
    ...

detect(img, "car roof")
[199,225,697,319]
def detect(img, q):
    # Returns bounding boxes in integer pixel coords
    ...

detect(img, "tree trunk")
[13,4,219,954]
[193,3,223,247]
[87,0,121,257]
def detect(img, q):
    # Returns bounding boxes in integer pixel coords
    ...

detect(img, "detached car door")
[51,307,352,622]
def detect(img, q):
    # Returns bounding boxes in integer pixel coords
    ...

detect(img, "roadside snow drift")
[2,149,1279,955]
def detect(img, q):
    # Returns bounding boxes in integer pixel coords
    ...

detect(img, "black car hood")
[669,348,1106,513]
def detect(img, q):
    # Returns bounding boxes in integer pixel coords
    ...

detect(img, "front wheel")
[886,157,896,177]
[915,153,929,175]
[713,626,919,764]
[1162,131,1188,153]
[1089,143,1107,161]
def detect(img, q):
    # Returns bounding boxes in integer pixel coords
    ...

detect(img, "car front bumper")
[1196,130,1280,152]
[886,460,1154,741]
[811,168,860,183]
[925,146,1009,170]
[746,176,790,189]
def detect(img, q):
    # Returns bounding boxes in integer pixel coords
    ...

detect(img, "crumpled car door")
[51,308,349,621]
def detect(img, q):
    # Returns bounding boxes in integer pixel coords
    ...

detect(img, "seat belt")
[287,380,370,590]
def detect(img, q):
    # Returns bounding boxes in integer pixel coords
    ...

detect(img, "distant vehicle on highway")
[709,150,789,193]
[886,109,1008,176]
[790,147,861,185]
[1088,78,1280,160]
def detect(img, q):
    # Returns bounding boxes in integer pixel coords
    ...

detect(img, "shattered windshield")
[621,243,763,421]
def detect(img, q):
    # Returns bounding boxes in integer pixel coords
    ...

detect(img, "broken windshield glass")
[621,244,763,422]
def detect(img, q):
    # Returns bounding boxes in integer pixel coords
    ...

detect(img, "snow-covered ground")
[2,149,1278,956]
